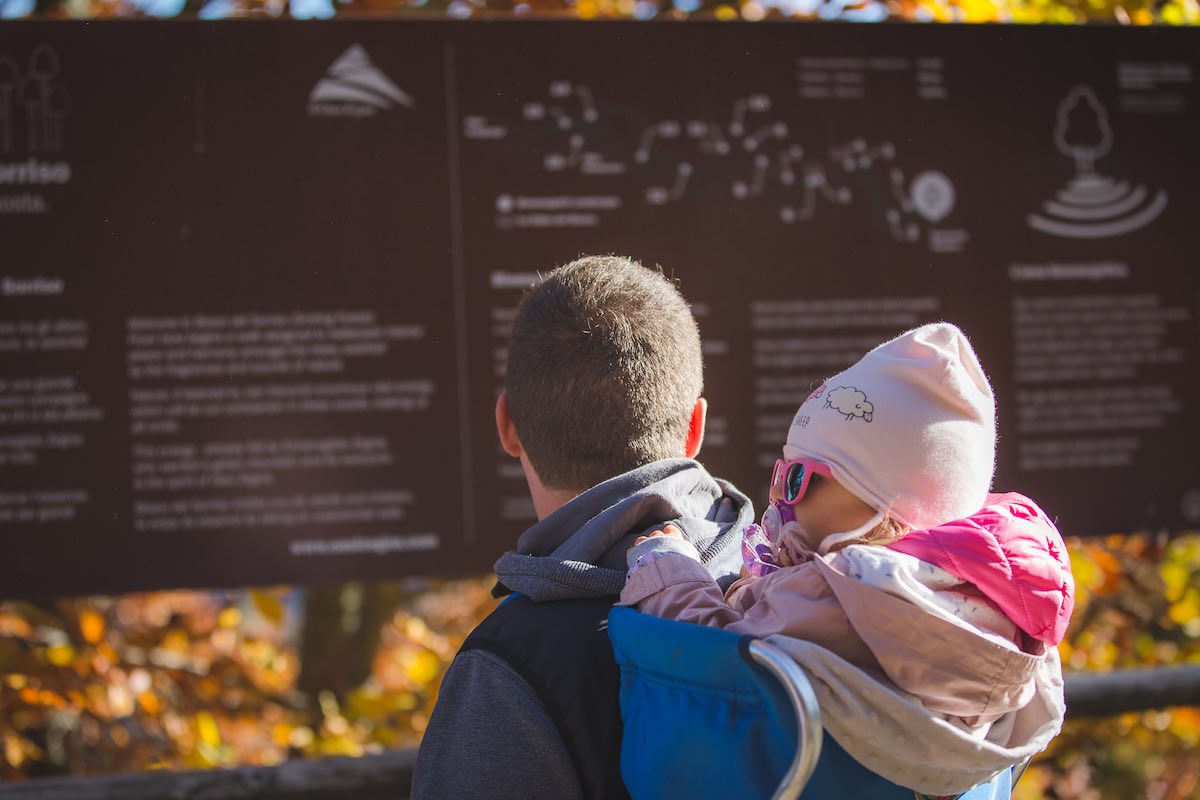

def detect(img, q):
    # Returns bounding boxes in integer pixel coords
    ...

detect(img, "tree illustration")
[0,56,18,154]
[1054,85,1113,175]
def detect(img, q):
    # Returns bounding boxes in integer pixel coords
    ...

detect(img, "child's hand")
[633,523,683,548]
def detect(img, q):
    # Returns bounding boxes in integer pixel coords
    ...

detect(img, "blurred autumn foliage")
[1014,534,1200,800]
[2,533,1199,798]
[1,6,1193,798]
[0,577,498,777]
[1,0,1197,26]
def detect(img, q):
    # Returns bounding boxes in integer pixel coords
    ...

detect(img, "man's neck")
[531,486,582,521]
[519,453,584,521]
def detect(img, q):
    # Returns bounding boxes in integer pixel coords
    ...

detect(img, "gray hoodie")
[411,458,752,799]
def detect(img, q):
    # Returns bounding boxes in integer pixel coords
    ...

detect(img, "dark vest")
[460,593,630,800]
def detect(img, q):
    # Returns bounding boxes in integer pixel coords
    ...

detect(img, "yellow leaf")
[85,684,110,718]
[271,722,293,747]
[218,607,242,629]
[316,734,363,758]
[196,711,222,749]
[4,732,24,769]
[79,609,105,645]
[404,649,442,685]
[1161,557,1191,602]
[161,629,189,653]
[1167,593,1198,627]
[323,715,349,737]
[1089,640,1119,669]
[45,643,74,668]
[251,591,285,624]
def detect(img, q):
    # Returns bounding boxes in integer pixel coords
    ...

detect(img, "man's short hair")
[505,255,704,491]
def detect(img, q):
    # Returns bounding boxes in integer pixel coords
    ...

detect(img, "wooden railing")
[2,666,1198,799]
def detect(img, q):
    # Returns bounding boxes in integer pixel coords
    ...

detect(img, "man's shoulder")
[413,641,585,799]
[462,594,619,684]
[467,593,617,641]
[455,593,629,799]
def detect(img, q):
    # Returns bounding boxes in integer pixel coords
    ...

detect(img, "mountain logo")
[307,44,414,119]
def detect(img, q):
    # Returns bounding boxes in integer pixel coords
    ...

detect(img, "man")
[412,256,751,799]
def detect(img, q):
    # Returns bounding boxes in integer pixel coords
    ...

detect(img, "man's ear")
[684,397,707,459]
[496,391,523,457]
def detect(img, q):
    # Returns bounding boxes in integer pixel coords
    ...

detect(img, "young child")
[620,322,1074,796]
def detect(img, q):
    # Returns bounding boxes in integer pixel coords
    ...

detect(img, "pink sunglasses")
[769,458,833,505]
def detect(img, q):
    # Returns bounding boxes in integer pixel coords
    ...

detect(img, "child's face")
[784,472,878,551]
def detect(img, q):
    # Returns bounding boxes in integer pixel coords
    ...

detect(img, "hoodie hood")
[493,458,753,602]
[887,492,1075,645]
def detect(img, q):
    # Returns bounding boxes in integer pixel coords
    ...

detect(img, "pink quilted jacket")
[887,492,1074,645]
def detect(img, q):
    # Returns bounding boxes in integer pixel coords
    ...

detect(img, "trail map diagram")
[463,79,966,252]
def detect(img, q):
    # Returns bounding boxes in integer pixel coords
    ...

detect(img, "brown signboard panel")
[1,22,1197,597]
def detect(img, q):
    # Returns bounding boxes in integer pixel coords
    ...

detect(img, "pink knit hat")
[783,323,996,530]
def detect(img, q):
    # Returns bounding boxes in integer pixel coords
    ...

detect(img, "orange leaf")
[138,691,162,716]
[18,687,66,709]
[0,613,33,640]
[79,609,105,645]
[1086,545,1124,597]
